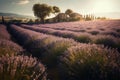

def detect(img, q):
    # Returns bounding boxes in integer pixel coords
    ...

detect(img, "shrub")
[93,35,118,48]
[0,39,23,56]
[0,24,11,40]
[101,31,120,37]
[75,33,92,43]
[42,39,77,66]
[25,36,59,56]
[10,25,78,66]
[10,25,48,46]
[21,24,93,44]
[59,44,120,80]
[0,55,47,80]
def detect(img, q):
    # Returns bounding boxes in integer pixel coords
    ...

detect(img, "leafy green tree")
[65,9,73,16]
[28,19,34,23]
[85,15,92,21]
[52,6,61,15]
[33,3,52,23]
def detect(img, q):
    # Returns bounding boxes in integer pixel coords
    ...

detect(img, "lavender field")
[0,20,120,80]
[22,20,120,51]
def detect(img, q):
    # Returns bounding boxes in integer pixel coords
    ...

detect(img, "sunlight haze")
[0,0,120,18]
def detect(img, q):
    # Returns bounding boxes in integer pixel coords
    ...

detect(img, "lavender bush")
[22,21,120,51]
[92,35,119,48]
[59,44,120,80]
[101,30,120,37]
[32,20,120,33]
[9,25,78,66]
[21,25,93,43]
[42,39,77,66]
[9,21,120,80]
[0,54,47,80]
[25,36,60,56]
[9,25,48,45]
[88,30,100,35]
[0,24,11,40]
[0,39,23,56]
[74,33,92,43]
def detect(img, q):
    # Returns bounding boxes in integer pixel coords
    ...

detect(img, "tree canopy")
[65,9,73,16]
[33,3,53,23]
[52,6,61,15]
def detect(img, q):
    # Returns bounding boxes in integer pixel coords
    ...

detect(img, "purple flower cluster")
[9,21,120,80]
[21,20,120,50]
[31,20,120,34]
[22,24,93,43]
[34,20,120,38]
[0,24,11,40]
[0,39,23,56]
[0,54,46,80]
[59,44,120,80]
[10,25,78,66]
[0,24,23,56]
[0,25,47,80]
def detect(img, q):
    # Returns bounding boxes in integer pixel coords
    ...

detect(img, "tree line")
[0,3,107,24]
[33,3,107,24]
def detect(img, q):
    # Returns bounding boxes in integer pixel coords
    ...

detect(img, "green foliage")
[85,15,92,21]
[9,19,22,23]
[93,35,118,48]
[69,13,82,21]
[97,17,107,20]
[55,13,68,22]
[52,6,61,14]
[65,9,73,15]
[69,17,81,21]
[35,19,40,23]
[43,39,77,66]
[75,34,92,43]
[83,14,96,21]
[33,3,53,23]
[28,19,34,23]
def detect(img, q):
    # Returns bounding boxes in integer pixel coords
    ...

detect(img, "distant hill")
[94,12,120,19]
[0,12,35,19]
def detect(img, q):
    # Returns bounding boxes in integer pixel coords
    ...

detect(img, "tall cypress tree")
[2,16,5,24]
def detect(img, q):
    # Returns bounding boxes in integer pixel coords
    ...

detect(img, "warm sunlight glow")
[0,0,120,19]
[93,0,115,13]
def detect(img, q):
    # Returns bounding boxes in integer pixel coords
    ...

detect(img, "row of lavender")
[10,24,120,80]
[21,24,120,52]
[0,24,47,80]
[34,20,120,37]
[0,24,23,56]
[0,24,11,40]
[9,24,77,65]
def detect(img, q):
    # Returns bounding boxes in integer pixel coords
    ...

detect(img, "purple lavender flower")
[0,55,47,80]
[0,24,11,40]
[0,39,23,56]
[59,44,120,80]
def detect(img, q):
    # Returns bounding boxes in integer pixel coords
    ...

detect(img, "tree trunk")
[41,18,45,24]
[2,16,5,24]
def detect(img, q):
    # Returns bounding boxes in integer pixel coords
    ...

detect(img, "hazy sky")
[0,0,120,16]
